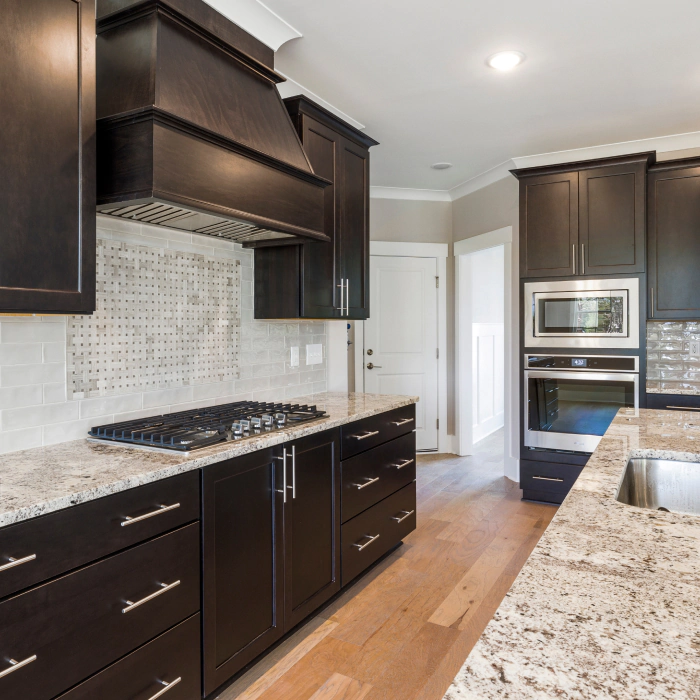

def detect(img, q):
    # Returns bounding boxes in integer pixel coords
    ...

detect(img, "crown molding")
[370,186,451,202]
[276,73,365,130]
[448,160,515,201]
[206,0,301,51]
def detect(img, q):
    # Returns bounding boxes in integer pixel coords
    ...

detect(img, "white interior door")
[364,255,439,451]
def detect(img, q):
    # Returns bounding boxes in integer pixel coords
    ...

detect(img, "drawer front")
[0,470,200,600]
[341,404,415,459]
[341,431,416,523]
[520,460,583,495]
[0,523,200,700]
[57,614,201,700]
[341,482,416,586]
[646,393,700,411]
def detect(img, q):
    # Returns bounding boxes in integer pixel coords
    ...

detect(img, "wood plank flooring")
[215,431,557,700]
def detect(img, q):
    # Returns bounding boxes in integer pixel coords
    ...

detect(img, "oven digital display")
[571,358,587,368]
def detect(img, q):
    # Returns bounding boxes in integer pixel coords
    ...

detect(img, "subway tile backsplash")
[0,216,327,454]
[646,321,700,394]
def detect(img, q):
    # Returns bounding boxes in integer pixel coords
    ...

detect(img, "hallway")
[217,431,557,700]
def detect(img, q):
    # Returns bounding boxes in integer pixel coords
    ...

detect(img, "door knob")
[366,363,382,370]
[367,349,373,355]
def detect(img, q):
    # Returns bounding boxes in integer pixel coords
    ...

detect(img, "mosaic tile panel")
[67,239,240,398]
[646,321,700,394]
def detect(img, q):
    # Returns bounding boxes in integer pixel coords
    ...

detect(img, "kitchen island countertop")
[445,408,700,699]
[0,392,417,529]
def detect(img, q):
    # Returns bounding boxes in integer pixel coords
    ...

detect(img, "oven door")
[524,370,639,453]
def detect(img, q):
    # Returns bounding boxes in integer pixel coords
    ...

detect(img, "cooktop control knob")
[239,420,250,432]
[274,412,286,425]
[232,422,243,436]
[262,413,274,427]
[251,416,262,428]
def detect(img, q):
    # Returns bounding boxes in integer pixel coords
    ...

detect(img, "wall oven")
[523,278,639,349]
[524,354,639,454]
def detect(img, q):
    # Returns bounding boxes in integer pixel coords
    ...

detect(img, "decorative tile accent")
[66,240,240,399]
[646,321,700,394]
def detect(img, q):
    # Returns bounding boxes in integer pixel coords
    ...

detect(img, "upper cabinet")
[252,97,378,320]
[648,159,700,320]
[0,0,96,313]
[514,154,652,279]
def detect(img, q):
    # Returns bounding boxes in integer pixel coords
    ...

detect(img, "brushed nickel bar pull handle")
[391,509,415,524]
[122,580,180,614]
[337,281,344,315]
[121,503,180,527]
[572,244,576,276]
[533,476,564,482]
[147,677,182,700]
[651,287,655,318]
[353,476,380,490]
[581,244,585,275]
[667,406,700,411]
[353,534,380,551]
[0,655,37,680]
[291,445,296,499]
[394,459,414,470]
[0,554,36,573]
[392,418,414,426]
[352,430,379,440]
[276,449,287,503]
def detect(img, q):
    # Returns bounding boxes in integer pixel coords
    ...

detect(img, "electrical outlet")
[306,343,323,365]
[290,346,299,367]
[690,341,700,357]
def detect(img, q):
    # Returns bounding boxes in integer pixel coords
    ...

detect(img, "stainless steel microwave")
[523,278,639,349]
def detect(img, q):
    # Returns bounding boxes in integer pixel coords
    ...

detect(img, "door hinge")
[436,418,440,429]
[436,348,439,359]
[435,276,439,288]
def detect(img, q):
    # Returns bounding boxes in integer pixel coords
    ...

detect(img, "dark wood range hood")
[96,0,330,244]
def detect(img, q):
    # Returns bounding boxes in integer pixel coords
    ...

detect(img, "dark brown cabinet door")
[283,429,340,629]
[648,160,700,319]
[519,172,579,278]
[0,0,95,313]
[340,138,371,319]
[202,448,285,695]
[579,161,645,275]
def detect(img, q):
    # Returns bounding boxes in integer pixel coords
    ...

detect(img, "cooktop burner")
[88,400,328,452]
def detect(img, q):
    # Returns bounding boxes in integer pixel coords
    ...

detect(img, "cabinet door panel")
[300,118,340,318]
[648,165,700,319]
[0,0,95,312]
[580,162,645,275]
[340,139,370,319]
[202,448,284,695]
[520,172,578,278]
[284,429,340,629]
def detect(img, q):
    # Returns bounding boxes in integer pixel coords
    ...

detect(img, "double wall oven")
[523,278,640,455]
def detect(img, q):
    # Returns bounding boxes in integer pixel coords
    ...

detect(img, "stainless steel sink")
[616,458,700,515]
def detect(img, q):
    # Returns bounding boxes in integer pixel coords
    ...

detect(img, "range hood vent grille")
[100,203,294,244]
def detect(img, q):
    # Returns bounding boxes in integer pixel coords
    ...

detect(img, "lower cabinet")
[520,459,584,504]
[646,393,700,411]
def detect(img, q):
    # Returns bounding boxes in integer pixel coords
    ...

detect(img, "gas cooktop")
[88,400,328,453]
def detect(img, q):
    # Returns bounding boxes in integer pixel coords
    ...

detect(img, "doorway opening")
[455,227,518,481]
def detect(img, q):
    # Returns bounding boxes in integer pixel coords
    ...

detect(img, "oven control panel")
[526,355,639,372]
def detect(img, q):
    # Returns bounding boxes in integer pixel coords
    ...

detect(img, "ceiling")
[221,0,700,192]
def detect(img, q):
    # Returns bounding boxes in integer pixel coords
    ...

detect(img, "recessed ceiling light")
[431,162,452,170]
[487,51,525,71]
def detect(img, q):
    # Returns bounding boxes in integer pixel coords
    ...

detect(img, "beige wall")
[452,176,519,241]
[370,198,452,243]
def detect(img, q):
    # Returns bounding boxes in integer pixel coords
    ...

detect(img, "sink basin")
[616,458,700,516]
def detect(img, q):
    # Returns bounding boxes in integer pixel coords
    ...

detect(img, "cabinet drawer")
[341,404,415,459]
[0,470,199,600]
[57,613,200,700]
[341,482,416,586]
[341,431,416,523]
[0,523,200,700]
[646,393,700,411]
[520,460,583,497]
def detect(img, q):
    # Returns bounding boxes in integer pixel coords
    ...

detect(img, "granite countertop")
[446,408,700,699]
[0,392,417,529]
[646,386,700,396]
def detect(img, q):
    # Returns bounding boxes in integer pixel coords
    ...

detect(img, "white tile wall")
[0,216,327,454]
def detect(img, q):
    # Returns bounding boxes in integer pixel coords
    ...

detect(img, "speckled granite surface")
[445,408,700,699]
[0,392,416,529]
[647,385,700,395]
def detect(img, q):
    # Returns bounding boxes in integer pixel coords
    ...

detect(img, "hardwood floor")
[215,431,557,700]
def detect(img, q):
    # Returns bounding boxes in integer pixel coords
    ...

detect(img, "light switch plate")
[690,341,700,357]
[306,343,323,365]
[290,346,299,367]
